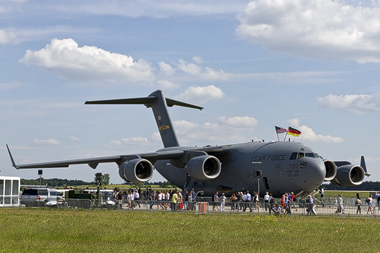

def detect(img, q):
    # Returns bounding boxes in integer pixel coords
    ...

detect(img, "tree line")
[21,178,94,187]
[21,177,174,188]
[323,181,380,191]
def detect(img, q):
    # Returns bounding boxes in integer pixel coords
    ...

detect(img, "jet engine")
[323,159,337,181]
[185,155,221,180]
[118,158,154,183]
[330,165,365,187]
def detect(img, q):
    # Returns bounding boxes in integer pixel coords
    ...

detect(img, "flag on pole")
[288,127,301,137]
[275,126,288,134]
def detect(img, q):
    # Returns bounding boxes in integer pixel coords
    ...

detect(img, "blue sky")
[1,0,380,184]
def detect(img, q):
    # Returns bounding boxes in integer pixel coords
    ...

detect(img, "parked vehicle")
[21,188,63,207]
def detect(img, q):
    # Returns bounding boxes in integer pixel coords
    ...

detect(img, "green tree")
[102,173,110,186]
[159,181,172,188]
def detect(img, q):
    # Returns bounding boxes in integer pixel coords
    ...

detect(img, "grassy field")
[1,208,379,252]
[324,190,373,199]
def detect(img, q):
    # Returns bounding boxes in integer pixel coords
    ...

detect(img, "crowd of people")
[111,187,197,211]
[109,187,380,215]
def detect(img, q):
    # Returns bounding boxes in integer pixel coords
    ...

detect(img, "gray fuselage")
[154,141,325,198]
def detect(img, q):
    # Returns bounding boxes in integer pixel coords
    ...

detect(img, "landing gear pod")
[119,158,154,183]
[186,155,221,180]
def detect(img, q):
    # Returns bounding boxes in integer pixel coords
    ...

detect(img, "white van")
[21,188,62,207]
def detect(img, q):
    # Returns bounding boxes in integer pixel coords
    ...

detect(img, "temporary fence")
[17,196,380,216]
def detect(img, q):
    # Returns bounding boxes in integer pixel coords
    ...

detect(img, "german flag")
[288,127,301,137]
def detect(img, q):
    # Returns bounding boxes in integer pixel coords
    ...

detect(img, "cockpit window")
[290,152,298,160]
[291,152,319,160]
[305,153,319,158]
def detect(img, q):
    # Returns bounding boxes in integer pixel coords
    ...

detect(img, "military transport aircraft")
[6,90,369,197]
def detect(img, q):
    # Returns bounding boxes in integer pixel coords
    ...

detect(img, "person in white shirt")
[367,194,376,214]
[134,189,140,208]
[272,204,282,215]
[264,192,270,211]
[157,191,163,210]
[127,190,134,209]
[220,193,226,211]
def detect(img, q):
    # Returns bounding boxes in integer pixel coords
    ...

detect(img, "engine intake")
[186,155,221,180]
[330,165,365,187]
[118,158,154,183]
[323,159,337,181]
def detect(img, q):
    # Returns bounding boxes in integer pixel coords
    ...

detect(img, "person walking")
[264,192,270,211]
[335,194,345,214]
[171,190,178,212]
[213,192,220,211]
[117,189,124,209]
[220,193,226,211]
[356,193,362,214]
[308,195,316,215]
[366,194,376,214]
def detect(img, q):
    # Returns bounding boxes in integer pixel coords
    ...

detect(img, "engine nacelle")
[186,155,221,180]
[118,158,154,183]
[330,165,365,187]
[323,159,337,181]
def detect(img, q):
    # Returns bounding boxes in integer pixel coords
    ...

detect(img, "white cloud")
[55,1,248,18]
[19,38,155,82]
[121,137,149,145]
[158,61,176,76]
[105,140,123,149]
[0,81,27,92]
[317,93,380,113]
[34,138,60,145]
[177,59,202,75]
[218,116,257,128]
[192,56,203,64]
[105,137,151,150]
[287,118,300,128]
[298,125,344,143]
[0,29,17,44]
[0,0,27,15]
[157,80,181,90]
[173,119,256,145]
[286,119,343,143]
[0,98,80,117]
[176,59,231,80]
[69,136,80,141]
[237,0,380,63]
[175,85,225,104]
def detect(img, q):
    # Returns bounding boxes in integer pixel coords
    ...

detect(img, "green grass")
[324,190,371,199]
[0,208,379,252]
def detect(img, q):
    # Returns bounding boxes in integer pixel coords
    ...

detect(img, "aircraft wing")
[6,144,185,170]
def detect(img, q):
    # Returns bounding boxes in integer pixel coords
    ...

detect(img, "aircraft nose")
[304,158,325,188]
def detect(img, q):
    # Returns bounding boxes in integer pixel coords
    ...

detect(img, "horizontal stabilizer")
[85,96,203,110]
[165,98,203,110]
[85,97,157,105]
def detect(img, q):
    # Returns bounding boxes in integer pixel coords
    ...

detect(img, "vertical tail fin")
[85,90,203,148]
[360,156,370,176]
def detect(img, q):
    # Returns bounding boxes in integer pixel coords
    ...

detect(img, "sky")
[1,0,380,184]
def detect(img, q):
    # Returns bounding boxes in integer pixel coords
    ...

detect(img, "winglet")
[6,144,18,169]
[360,156,370,177]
